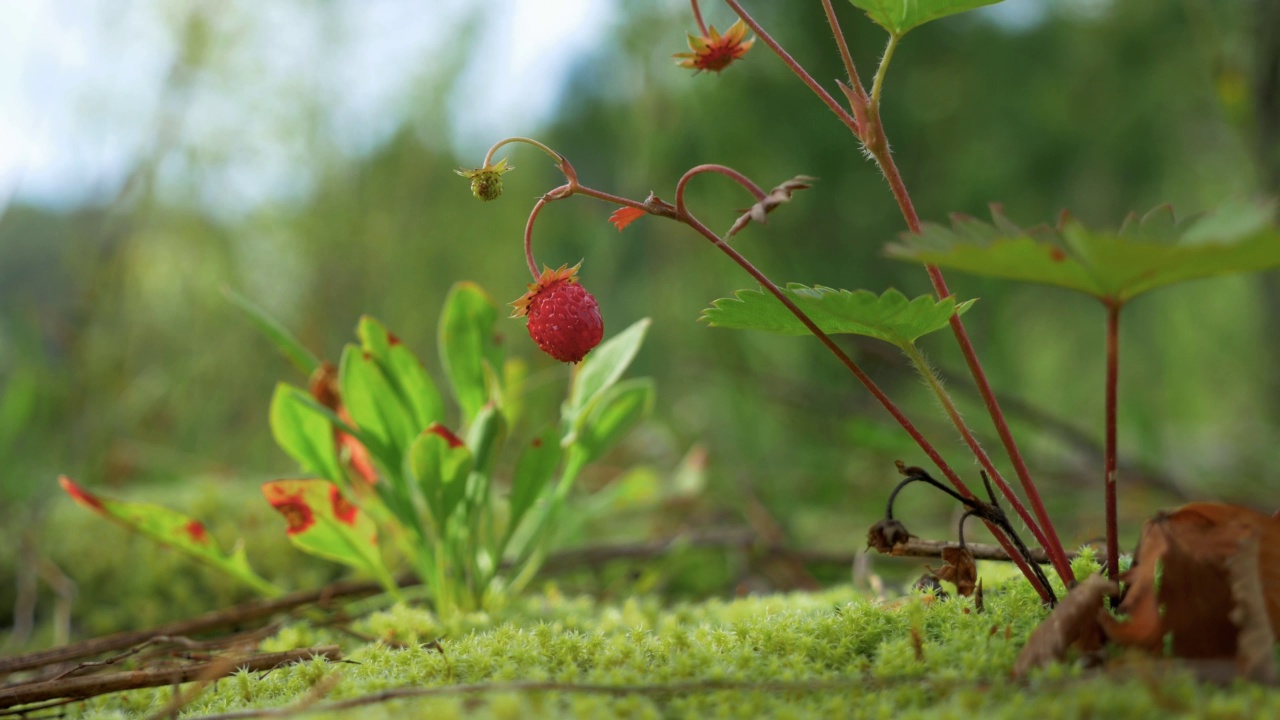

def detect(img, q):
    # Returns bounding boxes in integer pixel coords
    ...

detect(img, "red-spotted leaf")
[409,423,474,528]
[356,316,445,432]
[887,201,1280,304]
[262,479,397,594]
[701,286,974,349]
[270,383,346,484]
[339,343,418,467]
[59,476,280,597]
[849,0,1003,37]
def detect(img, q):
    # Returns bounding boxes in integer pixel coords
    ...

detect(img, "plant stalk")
[1104,301,1121,582]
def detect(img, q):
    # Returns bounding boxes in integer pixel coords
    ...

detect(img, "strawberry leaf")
[507,425,562,541]
[409,423,474,528]
[356,316,445,432]
[565,317,651,435]
[887,201,1280,304]
[59,476,281,596]
[270,383,345,484]
[439,282,504,425]
[700,286,974,349]
[262,479,397,594]
[848,0,1003,37]
[340,343,418,466]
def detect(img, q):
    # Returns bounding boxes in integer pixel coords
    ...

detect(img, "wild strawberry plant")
[59,284,653,620]
[461,0,1280,605]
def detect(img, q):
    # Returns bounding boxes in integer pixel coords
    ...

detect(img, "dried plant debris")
[926,546,978,598]
[727,176,816,237]
[1103,502,1280,658]
[1014,574,1115,677]
[1018,502,1280,681]
[866,518,912,554]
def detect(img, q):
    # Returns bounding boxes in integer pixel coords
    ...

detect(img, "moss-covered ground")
[53,550,1279,720]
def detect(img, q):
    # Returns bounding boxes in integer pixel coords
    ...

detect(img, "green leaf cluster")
[887,202,1280,304]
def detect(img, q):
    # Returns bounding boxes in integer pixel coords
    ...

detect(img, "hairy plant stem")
[482,136,562,169]
[900,343,1071,583]
[727,0,1073,583]
[671,172,1052,603]
[819,0,866,103]
[1104,302,1121,582]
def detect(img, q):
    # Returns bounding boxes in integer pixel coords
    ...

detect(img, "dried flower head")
[455,158,512,201]
[674,19,755,74]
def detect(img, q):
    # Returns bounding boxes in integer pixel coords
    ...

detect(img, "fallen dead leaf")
[1103,502,1280,659]
[927,546,978,598]
[1014,574,1115,677]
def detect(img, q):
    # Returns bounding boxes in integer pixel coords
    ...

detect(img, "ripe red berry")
[510,263,603,363]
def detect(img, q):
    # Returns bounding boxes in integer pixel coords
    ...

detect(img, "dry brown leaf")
[866,518,911,554]
[1227,532,1277,683]
[927,546,978,598]
[726,176,816,237]
[1103,502,1280,660]
[1014,574,1116,677]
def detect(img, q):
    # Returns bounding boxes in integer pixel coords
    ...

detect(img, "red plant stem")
[721,0,861,136]
[676,164,767,207]
[733,0,1075,583]
[819,0,868,106]
[1104,301,1121,582]
[670,189,1052,603]
[691,0,708,36]
[523,186,571,279]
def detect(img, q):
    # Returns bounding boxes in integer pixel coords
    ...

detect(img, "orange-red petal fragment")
[609,206,645,231]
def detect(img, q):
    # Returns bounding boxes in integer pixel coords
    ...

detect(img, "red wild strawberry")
[510,262,603,363]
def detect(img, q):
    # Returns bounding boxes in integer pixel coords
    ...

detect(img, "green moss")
[58,566,1280,720]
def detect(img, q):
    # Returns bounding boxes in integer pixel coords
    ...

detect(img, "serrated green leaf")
[262,479,397,594]
[439,283,504,425]
[270,383,345,484]
[508,425,562,537]
[700,286,973,349]
[60,476,280,596]
[565,318,651,427]
[223,287,320,377]
[849,0,1002,37]
[887,201,1280,303]
[409,424,474,528]
[339,343,418,466]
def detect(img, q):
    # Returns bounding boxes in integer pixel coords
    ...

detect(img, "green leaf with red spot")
[701,286,973,350]
[356,316,445,432]
[270,383,346,484]
[409,423,474,528]
[507,424,562,540]
[339,343,418,467]
[58,476,280,597]
[886,201,1280,304]
[439,282,504,425]
[848,0,1003,37]
[262,479,398,594]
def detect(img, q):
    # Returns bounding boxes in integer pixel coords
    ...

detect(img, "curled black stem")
[887,464,1057,604]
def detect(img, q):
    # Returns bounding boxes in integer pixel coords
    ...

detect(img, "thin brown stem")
[675,164,767,214]
[820,0,867,105]
[1104,301,1121,582]
[522,186,570,279]
[674,204,1053,603]
[690,0,708,36]
[722,0,861,136]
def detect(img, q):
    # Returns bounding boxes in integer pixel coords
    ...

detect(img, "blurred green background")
[2,0,1279,644]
